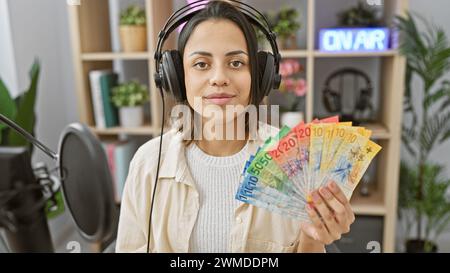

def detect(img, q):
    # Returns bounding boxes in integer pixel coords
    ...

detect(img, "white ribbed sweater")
[185,142,249,253]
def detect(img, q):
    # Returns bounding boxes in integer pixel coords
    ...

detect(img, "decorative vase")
[119,106,144,127]
[405,239,438,253]
[119,25,147,52]
[281,111,304,128]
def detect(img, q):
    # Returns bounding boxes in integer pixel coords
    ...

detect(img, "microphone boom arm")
[0,113,58,161]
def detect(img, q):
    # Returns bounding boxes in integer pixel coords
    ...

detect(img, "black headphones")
[147,0,282,253]
[153,0,282,104]
[322,68,373,118]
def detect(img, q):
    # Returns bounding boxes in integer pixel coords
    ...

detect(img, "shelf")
[278,50,398,58]
[81,52,150,61]
[363,123,391,140]
[313,50,398,58]
[90,124,157,135]
[280,50,308,58]
[351,188,385,216]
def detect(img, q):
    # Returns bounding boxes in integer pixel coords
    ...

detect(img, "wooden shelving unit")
[81,52,150,61]
[313,50,398,58]
[280,50,309,58]
[302,0,408,253]
[89,123,157,136]
[68,0,408,252]
[68,0,173,134]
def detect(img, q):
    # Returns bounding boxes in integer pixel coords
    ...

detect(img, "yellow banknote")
[325,130,370,198]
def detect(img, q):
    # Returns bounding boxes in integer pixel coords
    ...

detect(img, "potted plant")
[111,80,149,128]
[0,59,65,220]
[396,13,450,252]
[399,162,450,253]
[261,7,301,50]
[119,5,147,52]
[278,59,307,127]
[337,1,381,27]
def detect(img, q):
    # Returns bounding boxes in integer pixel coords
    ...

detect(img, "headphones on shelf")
[322,67,374,118]
[147,0,282,253]
[153,0,282,104]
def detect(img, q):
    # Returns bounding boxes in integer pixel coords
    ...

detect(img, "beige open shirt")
[115,122,304,252]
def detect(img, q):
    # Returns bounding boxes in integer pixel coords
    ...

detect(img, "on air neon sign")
[319,28,390,52]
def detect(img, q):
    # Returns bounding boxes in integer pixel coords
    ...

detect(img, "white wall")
[0,0,19,96]
[5,0,78,168]
[3,0,80,252]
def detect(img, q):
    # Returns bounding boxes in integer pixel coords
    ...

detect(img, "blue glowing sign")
[319,28,390,52]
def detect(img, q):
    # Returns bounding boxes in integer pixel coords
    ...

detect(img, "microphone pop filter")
[58,123,116,243]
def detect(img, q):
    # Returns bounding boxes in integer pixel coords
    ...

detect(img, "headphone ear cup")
[161,50,186,102]
[356,87,372,111]
[323,87,341,113]
[257,51,275,101]
[323,86,333,112]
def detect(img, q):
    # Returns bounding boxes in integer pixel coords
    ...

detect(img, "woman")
[116,0,355,253]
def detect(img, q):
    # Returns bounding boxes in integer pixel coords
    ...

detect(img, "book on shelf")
[89,70,119,129]
[102,140,137,203]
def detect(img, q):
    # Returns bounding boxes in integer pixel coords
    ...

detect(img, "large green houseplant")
[397,13,450,252]
[0,59,40,148]
[1,60,65,220]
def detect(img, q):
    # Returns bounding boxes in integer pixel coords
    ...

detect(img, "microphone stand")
[0,113,56,252]
[0,114,58,160]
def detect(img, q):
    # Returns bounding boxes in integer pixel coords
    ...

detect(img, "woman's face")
[183,19,251,123]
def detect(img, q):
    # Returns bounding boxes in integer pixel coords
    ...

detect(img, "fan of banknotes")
[235,116,381,223]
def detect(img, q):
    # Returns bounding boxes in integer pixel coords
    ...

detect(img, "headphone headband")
[154,0,280,76]
[324,68,372,88]
[322,67,374,117]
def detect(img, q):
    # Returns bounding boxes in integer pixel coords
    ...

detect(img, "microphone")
[0,147,57,252]
[0,113,118,252]
[0,114,56,252]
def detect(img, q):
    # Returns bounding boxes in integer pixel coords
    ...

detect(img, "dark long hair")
[177,0,260,105]
[172,1,262,145]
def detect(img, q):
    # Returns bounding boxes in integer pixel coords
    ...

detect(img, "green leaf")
[433,208,450,239]
[402,134,417,158]
[441,129,450,144]
[396,12,450,92]
[398,161,419,209]
[7,59,40,147]
[441,97,450,112]
[420,111,450,159]
[120,5,146,26]
[0,77,18,132]
[111,80,149,107]
[424,81,450,109]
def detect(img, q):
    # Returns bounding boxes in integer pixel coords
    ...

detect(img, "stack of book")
[102,140,137,203]
[89,70,119,128]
